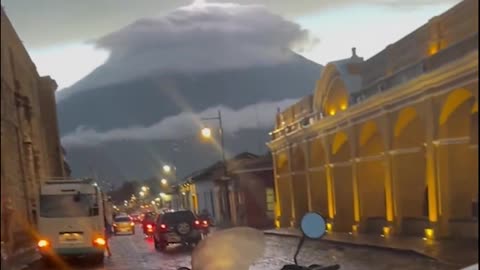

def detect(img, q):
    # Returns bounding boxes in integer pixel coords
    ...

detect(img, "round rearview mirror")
[300,212,327,239]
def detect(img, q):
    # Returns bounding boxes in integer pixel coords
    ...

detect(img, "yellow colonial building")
[268,0,478,240]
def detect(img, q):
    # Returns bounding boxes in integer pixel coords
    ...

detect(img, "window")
[114,217,131,222]
[39,194,98,218]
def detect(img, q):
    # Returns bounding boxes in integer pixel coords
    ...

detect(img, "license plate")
[167,233,181,242]
[59,233,83,243]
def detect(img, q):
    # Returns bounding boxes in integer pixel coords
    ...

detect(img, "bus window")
[40,194,99,218]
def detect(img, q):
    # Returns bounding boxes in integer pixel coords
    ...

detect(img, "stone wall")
[1,7,66,260]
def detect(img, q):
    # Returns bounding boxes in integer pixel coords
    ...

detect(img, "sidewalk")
[2,246,40,270]
[264,228,478,267]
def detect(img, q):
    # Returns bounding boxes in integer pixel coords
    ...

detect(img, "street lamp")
[161,178,168,185]
[139,191,145,197]
[200,110,226,175]
[201,127,212,139]
[141,186,148,192]
[163,165,171,173]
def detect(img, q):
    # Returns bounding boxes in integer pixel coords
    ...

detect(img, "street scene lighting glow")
[201,127,212,138]
[139,191,145,197]
[159,192,166,197]
[163,165,171,173]
[141,186,148,192]
[161,178,168,185]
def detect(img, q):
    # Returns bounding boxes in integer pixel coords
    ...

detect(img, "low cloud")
[3,0,459,49]
[60,2,315,96]
[61,99,296,147]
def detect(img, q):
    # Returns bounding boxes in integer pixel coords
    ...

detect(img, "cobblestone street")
[25,225,457,270]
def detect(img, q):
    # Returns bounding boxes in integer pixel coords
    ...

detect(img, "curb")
[263,231,463,267]
[4,247,40,270]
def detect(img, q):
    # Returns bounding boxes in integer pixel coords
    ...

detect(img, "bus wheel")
[91,254,104,265]
[41,256,54,267]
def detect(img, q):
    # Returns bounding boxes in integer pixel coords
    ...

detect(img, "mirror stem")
[293,236,305,265]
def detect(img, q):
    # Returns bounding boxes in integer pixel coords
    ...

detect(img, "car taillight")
[147,224,153,229]
[194,220,208,228]
[158,224,168,232]
[37,239,49,248]
[93,237,106,246]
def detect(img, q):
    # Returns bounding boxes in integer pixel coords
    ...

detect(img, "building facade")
[1,7,67,260]
[268,0,478,240]
[179,153,275,228]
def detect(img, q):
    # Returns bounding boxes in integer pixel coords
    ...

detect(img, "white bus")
[36,178,108,265]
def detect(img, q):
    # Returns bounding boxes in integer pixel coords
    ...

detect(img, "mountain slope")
[57,55,322,182]
[57,54,321,133]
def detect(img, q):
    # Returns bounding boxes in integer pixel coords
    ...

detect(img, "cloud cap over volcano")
[61,2,316,97]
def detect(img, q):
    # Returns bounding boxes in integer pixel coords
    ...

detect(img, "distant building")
[178,152,275,228]
[268,0,478,240]
[1,7,67,261]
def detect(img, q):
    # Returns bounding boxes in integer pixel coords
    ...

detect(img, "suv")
[153,210,205,251]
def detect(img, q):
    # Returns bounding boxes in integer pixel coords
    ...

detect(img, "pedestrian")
[104,216,113,257]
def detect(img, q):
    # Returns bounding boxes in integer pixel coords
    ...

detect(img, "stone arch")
[329,130,354,232]
[274,150,292,227]
[313,64,350,116]
[309,138,326,168]
[390,106,428,235]
[393,106,425,149]
[331,131,349,158]
[290,143,309,225]
[358,120,384,156]
[439,88,473,127]
[291,144,305,172]
[308,137,329,216]
[436,87,477,222]
[356,120,387,232]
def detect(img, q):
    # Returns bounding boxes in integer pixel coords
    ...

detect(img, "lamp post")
[200,110,231,225]
[200,110,226,176]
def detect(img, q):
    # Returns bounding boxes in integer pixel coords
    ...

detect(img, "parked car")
[113,216,135,235]
[153,210,205,251]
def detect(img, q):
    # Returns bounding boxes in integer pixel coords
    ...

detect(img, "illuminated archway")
[329,131,354,232]
[275,150,292,227]
[391,106,427,235]
[439,88,473,126]
[290,144,308,225]
[308,138,329,216]
[437,88,477,222]
[356,120,386,231]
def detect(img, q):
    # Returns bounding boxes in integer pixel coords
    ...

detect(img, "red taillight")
[194,220,208,228]
[158,224,168,232]
[146,224,153,229]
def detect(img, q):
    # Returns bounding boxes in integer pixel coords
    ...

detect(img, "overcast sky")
[2,0,459,90]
